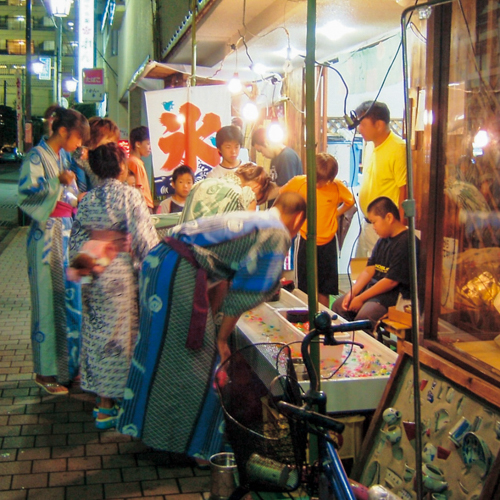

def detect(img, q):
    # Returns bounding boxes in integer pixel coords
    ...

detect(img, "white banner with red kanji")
[144,85,231,197]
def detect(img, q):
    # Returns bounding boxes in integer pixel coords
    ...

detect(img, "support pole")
[190,0,197,86]
[305,1,318,381]
[56,17,62,105]
[25,0,32,151]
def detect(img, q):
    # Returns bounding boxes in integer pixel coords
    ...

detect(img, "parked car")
[0,146,23,164]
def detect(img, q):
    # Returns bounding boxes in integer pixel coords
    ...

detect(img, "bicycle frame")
[284,313,371,500]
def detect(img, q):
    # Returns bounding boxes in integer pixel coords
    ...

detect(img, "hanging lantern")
[49,0,73,18]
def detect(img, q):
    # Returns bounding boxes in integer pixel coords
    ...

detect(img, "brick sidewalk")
[0,228,211,500]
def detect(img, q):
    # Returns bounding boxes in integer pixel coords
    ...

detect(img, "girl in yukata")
[68,143,159,429]
[18,106,89,395]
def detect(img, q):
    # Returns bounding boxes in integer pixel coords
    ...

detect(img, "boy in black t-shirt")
[332,196,417,327]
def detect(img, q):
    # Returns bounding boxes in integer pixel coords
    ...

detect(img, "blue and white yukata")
[118,209,291,460]
[18,139,81,383]
[69,179,159,399]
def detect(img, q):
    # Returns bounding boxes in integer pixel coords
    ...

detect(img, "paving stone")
[49,470,85,487]
[165,495,205,500]
[51,423,83,435]
[27,487,65,500]
[86,467,122,484]
[17,448,50,461]
[121,465,158,482]
[50,445,84,459]
[67,432,100,446]
[3,436,35,449]
[66,484,103,500]
[178,475,211,494]
[32,459,67,473]
[34,435,67,448]
[157,466,194,479]
[0,449,17,461]
[0,405,25,415]
[0,426,21,437]
[118,441,151,455]
[0,474,11,489]
[20,425,52,436]
[37,413,69,425]
[102,454,136,469]
[104,481,142,498]
[142,478,181,496]
[99,431,132,444]
[11,473,47,489]
[86,443,118,456]
[67,456,101,471]
[67,411,94,423]
[8,415,38,426]
[0,490,27,499]
[24,404,54,415]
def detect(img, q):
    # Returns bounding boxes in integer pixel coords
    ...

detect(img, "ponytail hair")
[49,106,90,143]
[88,142,126,179]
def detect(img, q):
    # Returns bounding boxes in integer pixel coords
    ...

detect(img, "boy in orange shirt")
[128,126,154,211]
[281,153,355,306]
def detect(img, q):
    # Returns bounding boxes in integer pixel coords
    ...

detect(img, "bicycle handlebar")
[301,312,370,394]
[277,401,345,434]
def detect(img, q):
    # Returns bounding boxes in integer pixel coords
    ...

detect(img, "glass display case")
[416,0,500,382]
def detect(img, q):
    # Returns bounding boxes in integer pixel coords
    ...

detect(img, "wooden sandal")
[35,379,69,395]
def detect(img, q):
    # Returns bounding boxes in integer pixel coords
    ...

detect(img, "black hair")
[251,126,267,147]
[129,126,150,150]
[355,101,390,125]
[367,196,400,221]
[50,106,90,143]
[216,125,243,150]
[172,164,194,183]
[273,192,307,218]
[88,142,126,180]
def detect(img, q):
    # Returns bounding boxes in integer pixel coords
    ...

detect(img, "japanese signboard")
[144,85,231,196]
[82,68,105,102]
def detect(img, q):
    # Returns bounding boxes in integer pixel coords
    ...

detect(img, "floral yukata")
[18,139,82,383]
[69,179,159,399]
[118,209,291,460]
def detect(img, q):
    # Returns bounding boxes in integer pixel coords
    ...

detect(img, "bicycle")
[215,311,372,500]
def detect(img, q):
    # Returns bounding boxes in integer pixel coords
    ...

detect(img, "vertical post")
[190,0,197,86]
[25,0,33,151]
[3,80,6,105]
[56,17,62,105]
[305,0,318,376]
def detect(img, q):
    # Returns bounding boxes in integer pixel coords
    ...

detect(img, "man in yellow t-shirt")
[355,101,407,258]
[281,153,355,306]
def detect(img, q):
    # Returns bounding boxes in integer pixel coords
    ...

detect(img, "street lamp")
[47,0,73,105]
[64,78,78,93]
[48,0,73,17]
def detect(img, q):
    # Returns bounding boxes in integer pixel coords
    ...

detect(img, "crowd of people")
[18,99,412,461]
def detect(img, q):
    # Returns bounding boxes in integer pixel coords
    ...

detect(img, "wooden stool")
[377,317,412,354]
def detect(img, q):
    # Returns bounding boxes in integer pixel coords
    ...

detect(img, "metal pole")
[56,17,62,105]
[400,0,454,497]
[190,0,197,86]
[305,0,318,376]
[25,0,32,151]
[3,80,6,105]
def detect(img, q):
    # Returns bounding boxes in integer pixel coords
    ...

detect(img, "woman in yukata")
[18,106,89,395]
[68,143,159,429]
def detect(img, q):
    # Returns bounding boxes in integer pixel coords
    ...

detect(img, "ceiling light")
[267,121,284,143]
[228,73,242,94]
[318,20,354,41]
[250,63,268,75]
[242,102,259,122]
[275,46,301,60]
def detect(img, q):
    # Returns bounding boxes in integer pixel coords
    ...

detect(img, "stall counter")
[235,289,398,413]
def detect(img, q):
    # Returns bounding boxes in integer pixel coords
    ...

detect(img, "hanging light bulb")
[283,45,293,74]
[242,102,259,122]
[228,73,242,94]
[267,121,284,143]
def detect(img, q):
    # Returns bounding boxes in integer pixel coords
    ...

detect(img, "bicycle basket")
[215,342,307,493]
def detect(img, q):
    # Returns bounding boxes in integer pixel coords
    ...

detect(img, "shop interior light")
[473,129,489,149]
[267,120,284,143]
[318,20,354,41]
[242,102,259,122]
[228,73,242,94]
[250,63,268,75]
[275,46,301,60]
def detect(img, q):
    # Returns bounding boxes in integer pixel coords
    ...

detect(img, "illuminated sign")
[38,56,51,81]
[78,0,94,102]
[82,68,104,102]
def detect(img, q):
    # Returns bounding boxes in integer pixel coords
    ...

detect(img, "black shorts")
[297,236,338,295]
